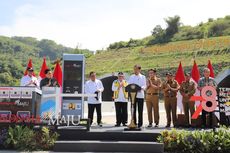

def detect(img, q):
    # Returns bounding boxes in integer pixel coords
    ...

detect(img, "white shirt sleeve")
[112,80,118,91]
[33,77,39,88]
[20,77,25,86]
[20,76,29,86]
[141,75,147,90]
[97,80,104,92]
[85,82,89,94]
[128,75,133,84]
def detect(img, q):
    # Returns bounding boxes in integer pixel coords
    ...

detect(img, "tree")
[208,21,230,37]
[148,25,167,45]
[165,15,181,40]
[151,25,164,35]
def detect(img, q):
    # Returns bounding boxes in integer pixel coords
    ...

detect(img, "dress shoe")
[165,124,170,128]
[115,124,120,127]
[147,123,152,127]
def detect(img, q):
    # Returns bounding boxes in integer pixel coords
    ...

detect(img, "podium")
[0,86,41,123]
[124,84,141,131]
[40,87,61,120]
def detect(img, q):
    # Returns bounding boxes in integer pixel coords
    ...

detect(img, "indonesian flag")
[191,61,200,83]
[191,60,200,107]
[24,59,36,76]
[207,60,219,119]
[175,62,185,113]
[39,57,49,81]
[175,62,185,84]
[53,62,63,87]
[207,60,215,78]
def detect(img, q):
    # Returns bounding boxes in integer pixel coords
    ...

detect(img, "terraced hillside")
[86,36,230,77]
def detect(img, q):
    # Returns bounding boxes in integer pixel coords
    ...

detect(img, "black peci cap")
[118,72,124,76]
[44,68,51,74]
[166,72,173,76]
[148,69,157,73]
[27,67,34,71]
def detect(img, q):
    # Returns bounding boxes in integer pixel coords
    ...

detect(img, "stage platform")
[54,124,165,152]
[57,124,164,141]
[54,124,218,152]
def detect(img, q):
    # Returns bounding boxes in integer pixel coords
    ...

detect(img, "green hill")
[0,36,229,86]
[86,36,230,77]
[0,36,93,86]
[108,15,230,49]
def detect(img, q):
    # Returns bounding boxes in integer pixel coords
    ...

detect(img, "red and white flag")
[207,60,215,78]
[24,59,36,76]
[53,62,63,87]
[207,60,219,119]
[191,60,200,107]
[38,57,49,81]
[175,62,185,113]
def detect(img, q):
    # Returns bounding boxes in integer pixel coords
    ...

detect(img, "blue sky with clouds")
[0,0,229,50]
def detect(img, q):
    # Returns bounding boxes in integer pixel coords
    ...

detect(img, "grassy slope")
[0,35,229,86]
[86,36,230,76]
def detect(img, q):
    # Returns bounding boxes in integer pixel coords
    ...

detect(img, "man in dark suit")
[40,69,59,89]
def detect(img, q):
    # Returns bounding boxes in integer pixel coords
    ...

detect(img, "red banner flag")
[175,62,185,113]
[53,62,62,87]
[207,60,215,78]
[191,60,200,83]
[191,60,201,107]
[39,57,49,79]
[24,59,35,76]
[175,62,185,84]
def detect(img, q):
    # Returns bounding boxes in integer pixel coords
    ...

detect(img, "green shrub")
[6,126,37,150]
[5,126,59,151]
[35,127,59,150]
[157,127,230,153]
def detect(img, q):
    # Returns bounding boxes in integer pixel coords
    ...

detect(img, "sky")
[0,0,229,51]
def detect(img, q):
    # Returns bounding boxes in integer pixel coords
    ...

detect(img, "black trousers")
[202,110,213,127]
[133,98,144,127]
[88,104,102,125]
[115,102,128,125]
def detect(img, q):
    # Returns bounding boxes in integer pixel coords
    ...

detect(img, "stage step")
[57,129,160,142]
[54,140,164,153]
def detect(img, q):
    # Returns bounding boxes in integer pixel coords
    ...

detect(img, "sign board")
[40,87,61,120]
[0,87,41,123]
[218,87,230,125]
[62,54,85,117]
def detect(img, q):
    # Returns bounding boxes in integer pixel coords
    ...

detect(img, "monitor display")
[63,61,83,95]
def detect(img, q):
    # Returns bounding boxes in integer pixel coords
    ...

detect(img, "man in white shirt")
[128,65,147,128]
[112,72,128,127]
[20,67,39,88]
[85,71,104,126]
